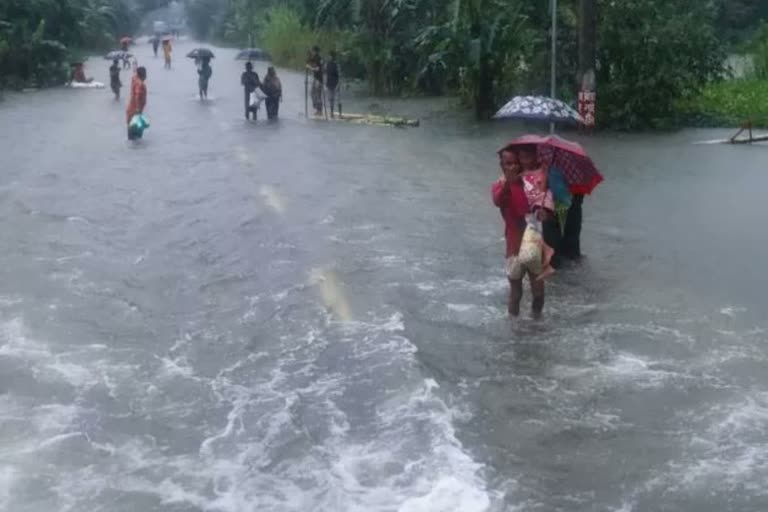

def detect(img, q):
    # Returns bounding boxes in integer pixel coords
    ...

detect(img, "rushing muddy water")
[1,40,767,512]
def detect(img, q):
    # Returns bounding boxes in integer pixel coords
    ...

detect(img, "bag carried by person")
[128,113,150,139]
[249,90,266,109]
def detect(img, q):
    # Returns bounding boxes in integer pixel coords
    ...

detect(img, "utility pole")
[578,0,597,129]
[550,0,557,134]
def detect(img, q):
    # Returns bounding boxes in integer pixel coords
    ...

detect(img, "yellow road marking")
[259,185,284,214]
[309,268,352,322]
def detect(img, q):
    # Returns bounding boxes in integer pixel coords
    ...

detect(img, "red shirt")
[492,178,529,257]
[126,75,146,124]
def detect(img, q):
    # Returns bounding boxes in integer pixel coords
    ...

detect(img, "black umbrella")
[186,48,215,59]
[235,48,271,62]
[105,50,131,60]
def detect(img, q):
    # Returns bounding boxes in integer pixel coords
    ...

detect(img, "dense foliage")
[0,0,167,90]
[597,0,725,129]
[680,79,768,128]
[197,0,743,127]
[4,0,768,128]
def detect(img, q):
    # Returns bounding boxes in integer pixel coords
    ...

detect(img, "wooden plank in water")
[310,112,420,127]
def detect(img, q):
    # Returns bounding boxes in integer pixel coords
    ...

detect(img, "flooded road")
[1,41,768,512]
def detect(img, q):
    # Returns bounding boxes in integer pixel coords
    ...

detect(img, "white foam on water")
[551,350,683,392]
[640,392,768,499]
[1,324,121,391]
[3,300,497,512]
[31,403,81,434]
[447,303,476,313]
[372,254,406,266]
[158,355,196,379]
[0,296,23,307]
[62,310,494,511]
[440,277,508,298]
[719,305,747,318]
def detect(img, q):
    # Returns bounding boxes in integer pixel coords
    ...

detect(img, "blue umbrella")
[494,95,584,125]
[235,48,272,62]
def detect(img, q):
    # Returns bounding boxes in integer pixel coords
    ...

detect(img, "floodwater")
[1,41,767,512]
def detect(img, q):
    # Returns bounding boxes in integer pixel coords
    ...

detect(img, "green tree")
[415,0,538,118]
[0,0,158,91]
[597,0,725,128]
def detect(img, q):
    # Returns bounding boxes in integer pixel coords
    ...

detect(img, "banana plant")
[415,0,534,117]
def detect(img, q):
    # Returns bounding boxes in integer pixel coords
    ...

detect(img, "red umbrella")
[499,134,604,195]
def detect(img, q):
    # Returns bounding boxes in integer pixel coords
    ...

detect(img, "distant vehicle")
[153,21,169,35]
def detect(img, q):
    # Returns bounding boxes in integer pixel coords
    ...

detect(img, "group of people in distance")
[111,49,283,140]
[306,46,341,117]
[149,37,173,69]
[492,145,584,319]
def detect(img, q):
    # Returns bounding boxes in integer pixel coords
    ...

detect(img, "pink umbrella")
[499,134,604,195]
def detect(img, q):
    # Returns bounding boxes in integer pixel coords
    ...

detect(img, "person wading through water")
[262,66,282,120]
[198,57,212,100]
[241,62,261,120]
[492,148,545,317]
[325,50,340,118]
[306,46,324,116]
[162,39,172,69]
[126,67,147,140]
[109,59,121,99]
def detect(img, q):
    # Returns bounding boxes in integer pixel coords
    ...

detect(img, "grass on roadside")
[259,7,354,70]
[680,79,768,128]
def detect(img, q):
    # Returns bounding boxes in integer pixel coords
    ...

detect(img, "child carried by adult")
[491,145,557,318]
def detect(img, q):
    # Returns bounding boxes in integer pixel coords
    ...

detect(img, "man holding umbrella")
[241,62,261,120]
[198,57,212,100]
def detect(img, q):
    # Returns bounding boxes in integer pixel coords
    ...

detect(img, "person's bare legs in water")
[508,277,523,316]
[508,273,544,319]
[529,272,545,319]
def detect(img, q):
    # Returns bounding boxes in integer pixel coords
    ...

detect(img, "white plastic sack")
[250,90,266,108]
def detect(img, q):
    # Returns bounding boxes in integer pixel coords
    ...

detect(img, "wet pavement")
[1,40,768,512]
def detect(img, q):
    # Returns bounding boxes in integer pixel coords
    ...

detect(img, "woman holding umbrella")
[198,57,212,100]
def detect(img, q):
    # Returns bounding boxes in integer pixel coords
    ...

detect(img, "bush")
[680,79,768,127]
[598,0,725,129]
[259,7,360,75]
